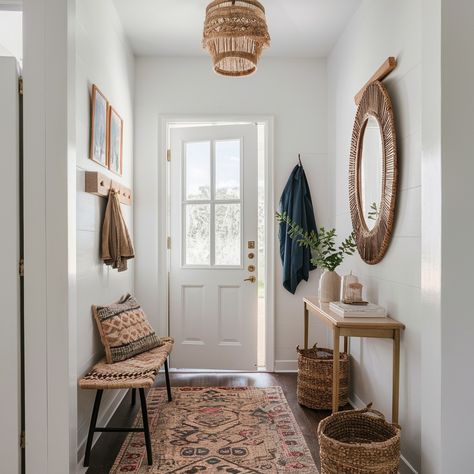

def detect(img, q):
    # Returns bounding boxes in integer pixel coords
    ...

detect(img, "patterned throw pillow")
[93,294,162,364]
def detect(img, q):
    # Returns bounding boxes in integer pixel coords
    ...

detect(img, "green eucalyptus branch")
[368,201,380,221]
[276,211,357,272]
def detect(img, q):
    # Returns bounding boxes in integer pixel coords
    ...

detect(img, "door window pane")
[185,204,210,265]
[215,140,241,200]
[185,142,211,200]
[215,203,241,266]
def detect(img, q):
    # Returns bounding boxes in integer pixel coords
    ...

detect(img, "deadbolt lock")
[248,252,255,259]
[248,265,256,272]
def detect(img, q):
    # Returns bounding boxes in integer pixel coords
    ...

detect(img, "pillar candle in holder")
[340,271,359,301]
[345,282,364,304]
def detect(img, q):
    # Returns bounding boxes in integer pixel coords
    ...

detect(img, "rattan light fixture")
[203,0,271,77]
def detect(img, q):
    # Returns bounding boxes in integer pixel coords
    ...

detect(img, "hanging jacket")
[279,164,318,294]
[101,189,135,272]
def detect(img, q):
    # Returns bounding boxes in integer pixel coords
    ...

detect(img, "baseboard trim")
[349,394,419,474]
[274,359,298,372]
[76,389,128,472]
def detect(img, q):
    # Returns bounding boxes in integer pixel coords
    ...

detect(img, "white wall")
[134,57,329,370]
[439,1,474,470]
[327,1,422,472]
[75,0,135,462]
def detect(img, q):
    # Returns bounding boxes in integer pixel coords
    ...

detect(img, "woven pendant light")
[203,0,271,77]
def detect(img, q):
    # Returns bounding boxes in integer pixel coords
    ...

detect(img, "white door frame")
[158,115,275,372]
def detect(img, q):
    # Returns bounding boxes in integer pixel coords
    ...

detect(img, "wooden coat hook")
[354,57,397,105]
[85,171,132,206]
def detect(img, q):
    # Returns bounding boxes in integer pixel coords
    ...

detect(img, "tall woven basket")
[318,405,401,474]
[297,344,349,410]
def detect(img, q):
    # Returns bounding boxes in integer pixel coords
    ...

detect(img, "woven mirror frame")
[203,0,270,77]
[349,81,398,265]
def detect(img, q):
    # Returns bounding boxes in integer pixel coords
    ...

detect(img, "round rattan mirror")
[349,81,398,264]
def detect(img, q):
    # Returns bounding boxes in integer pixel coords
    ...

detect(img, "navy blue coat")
[279,164,318,294]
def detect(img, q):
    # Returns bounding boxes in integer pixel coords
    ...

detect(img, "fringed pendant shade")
[203,0,271,77]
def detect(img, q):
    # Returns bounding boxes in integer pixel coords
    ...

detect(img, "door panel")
[170,124,258,370]
[0,57,21,474]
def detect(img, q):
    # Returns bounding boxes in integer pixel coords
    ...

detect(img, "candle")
[340,271,359,301]
[346,282,363,303]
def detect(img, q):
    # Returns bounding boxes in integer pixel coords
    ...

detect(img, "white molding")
[348,392,365,410]
[350,393,419,474]
[274,359,298,372]
[400,456,419,474]
[76,390,127,471]
[264,116,275,372]
[0,56,21,474]
[158,114,275,372]
[23,0,77,472]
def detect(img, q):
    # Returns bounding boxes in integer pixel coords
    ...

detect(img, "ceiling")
[113,0,361,58]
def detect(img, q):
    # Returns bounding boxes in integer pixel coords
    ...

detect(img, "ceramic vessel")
[319,269,341,303]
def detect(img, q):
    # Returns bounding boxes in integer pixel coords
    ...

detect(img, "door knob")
[244,276,256,283]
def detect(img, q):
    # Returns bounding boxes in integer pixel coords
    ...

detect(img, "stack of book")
[329,301,387,318]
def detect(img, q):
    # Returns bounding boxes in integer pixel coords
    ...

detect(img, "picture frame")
[89,84,109,168]
[108,106,123,176]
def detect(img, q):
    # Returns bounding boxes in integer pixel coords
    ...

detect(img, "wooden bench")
[79,337,174,467]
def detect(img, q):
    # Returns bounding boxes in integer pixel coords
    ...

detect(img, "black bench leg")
[84,389,103,467]
[131,388,136,406]
[139,388,153,465]
[164,359,172,402]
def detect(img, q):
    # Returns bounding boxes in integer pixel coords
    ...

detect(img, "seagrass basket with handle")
[297,344,349,410]
[318,404,401,474]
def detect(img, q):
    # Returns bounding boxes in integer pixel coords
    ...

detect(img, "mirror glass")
[359,115,383,230]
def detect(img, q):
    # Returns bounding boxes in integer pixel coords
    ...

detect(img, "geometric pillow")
[92,294,162,364]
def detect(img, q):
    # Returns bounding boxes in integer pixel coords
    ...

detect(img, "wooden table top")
[304,296,405,330]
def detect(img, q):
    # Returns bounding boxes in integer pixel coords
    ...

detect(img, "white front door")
[169,124,259,370]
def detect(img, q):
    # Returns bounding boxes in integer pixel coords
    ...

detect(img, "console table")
[303,296,405,423]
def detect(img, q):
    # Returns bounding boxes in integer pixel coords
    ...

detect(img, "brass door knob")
[244,276,257,283]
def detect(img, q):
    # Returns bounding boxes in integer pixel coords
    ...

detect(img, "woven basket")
[318,405,401,474]
[297,344,349,410]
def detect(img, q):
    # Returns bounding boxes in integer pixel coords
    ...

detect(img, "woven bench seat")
[80,337,174,468]
[79,337,174,390]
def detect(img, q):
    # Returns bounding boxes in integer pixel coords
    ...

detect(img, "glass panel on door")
[185,141,211,200]
[215,139,241,200]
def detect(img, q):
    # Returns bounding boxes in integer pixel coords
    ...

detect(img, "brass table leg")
[344,336,349,354]
[392,329,401,424]
[332,327,340,413]
[304,303,309,350]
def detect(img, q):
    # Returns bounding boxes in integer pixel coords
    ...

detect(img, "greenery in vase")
[276,212,357,272]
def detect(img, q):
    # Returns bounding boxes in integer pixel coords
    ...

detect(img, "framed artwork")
[90,84,109,168]
[108,106,123,176]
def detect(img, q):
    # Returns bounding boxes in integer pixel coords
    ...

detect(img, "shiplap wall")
[327,1,422,472]
[75,0,135,462]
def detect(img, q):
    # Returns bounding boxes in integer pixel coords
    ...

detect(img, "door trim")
[158,115,275,372]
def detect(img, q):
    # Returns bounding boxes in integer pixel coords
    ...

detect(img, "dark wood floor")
[85,372,340,473]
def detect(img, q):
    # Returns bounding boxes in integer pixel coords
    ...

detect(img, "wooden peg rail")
[85,171,132,206]
[354,56,397,105]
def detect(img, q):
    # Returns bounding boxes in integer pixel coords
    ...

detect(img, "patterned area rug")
[111,386,319,473]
